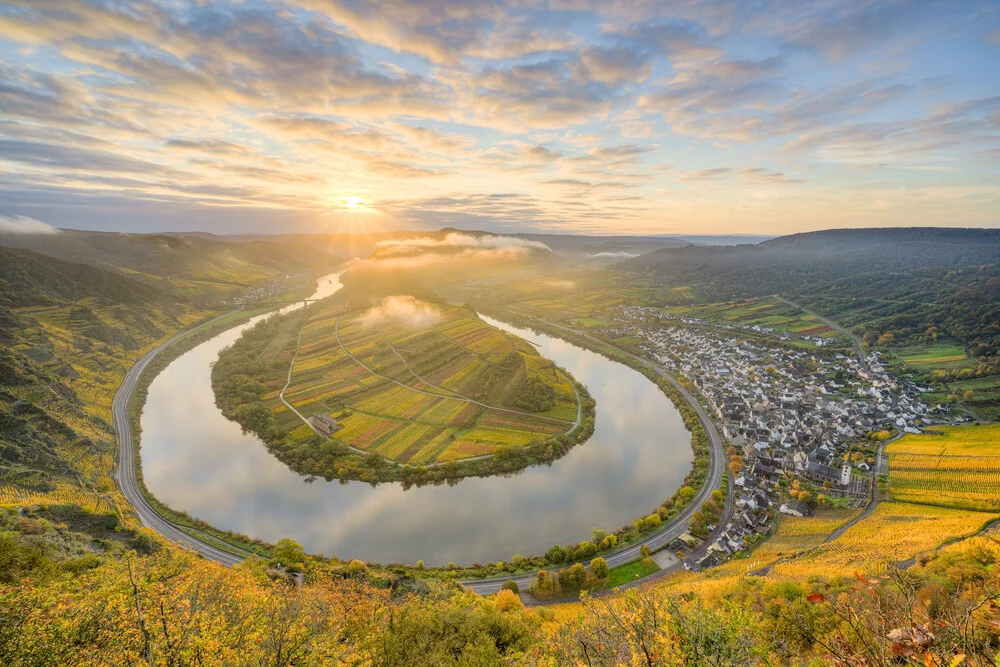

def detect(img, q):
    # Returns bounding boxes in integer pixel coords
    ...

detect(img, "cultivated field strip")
[270,300,581,465]
[887,425,1000,511]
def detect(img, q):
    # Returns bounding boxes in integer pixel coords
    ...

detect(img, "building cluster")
[603,306,957,571]
[232,272,313,305]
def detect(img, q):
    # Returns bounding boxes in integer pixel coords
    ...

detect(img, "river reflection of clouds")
[141,279,693,565]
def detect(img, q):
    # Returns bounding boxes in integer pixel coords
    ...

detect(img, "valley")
[3,227,1000,666]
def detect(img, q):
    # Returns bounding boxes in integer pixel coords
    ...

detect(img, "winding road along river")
[138,274,693,565]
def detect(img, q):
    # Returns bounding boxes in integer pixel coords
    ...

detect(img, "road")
[113,311,248,567]
[116,306,729,582]
[462,316,732,596]
[777,296,868,371]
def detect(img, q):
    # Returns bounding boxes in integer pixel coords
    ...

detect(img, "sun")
[345,196,363,210]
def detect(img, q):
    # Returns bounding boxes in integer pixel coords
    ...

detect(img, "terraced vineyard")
[886,424,1000,511]
[271,297,580,466]
[770,501,998,578]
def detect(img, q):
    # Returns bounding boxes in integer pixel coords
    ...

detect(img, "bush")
[501,579,520,594]
[494,589,523,612]
[590,557,609,579]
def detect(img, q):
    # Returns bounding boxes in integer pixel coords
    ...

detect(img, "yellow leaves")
[0,547,396,666]
[494,589,523,612]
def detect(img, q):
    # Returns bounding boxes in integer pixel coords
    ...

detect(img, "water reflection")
[140,274,693,565]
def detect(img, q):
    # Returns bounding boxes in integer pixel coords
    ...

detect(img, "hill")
[0,229,342,301]
[0,247,210,517]
[0,245,170,309]
[619,227,1000,374]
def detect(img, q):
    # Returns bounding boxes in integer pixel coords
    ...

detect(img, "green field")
[665,297,839,338]
[605,556,661,587]
[269,297,579,465]
[893,340,974,371]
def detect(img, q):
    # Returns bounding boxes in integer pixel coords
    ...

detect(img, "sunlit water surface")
[140,273,693,564]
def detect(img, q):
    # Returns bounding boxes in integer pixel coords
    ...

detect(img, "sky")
[0,0,998,237]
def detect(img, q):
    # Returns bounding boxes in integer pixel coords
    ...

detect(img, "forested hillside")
[0,229,339,301]
[620,228,1000,370]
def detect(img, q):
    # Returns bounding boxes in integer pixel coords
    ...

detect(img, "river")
[139,272,693,565]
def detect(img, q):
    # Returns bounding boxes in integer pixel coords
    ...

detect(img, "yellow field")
[771,502,998,578]
[701,509,861,579]
[887,424,1000,511]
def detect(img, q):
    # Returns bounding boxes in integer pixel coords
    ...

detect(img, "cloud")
[358,232,553,271]
[165,139,255,156]
[0,139,183,176]
[575,45,654,86]
[779,1,935,61]
[0,0,996,236]
[375,232,550,253]
[617,22,724,64]
[361,295,442,329]
[470,60,612,130]
[0,215,60,235]
[676,167,803,184]
[590,251,639,258]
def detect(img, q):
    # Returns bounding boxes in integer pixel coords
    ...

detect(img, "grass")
[605,557,661,587]
[892,340,975,371]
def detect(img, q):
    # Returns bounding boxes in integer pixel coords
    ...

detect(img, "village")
[603,305,959,571]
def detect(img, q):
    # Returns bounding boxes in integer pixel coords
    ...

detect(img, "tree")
[535,569,550,591]
[494,589,523,612]
[643,514,661,531]
[416,559,424,570]
[545,544,565,564]
[570,563,587,587]
[500,579,519,594]
[272,538,305,568]
[591,528,606,544]
[963,390,975,401]
[640,545,652,559]
[590,557,609,579]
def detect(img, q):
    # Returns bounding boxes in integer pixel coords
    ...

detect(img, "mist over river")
[139,273,693,565]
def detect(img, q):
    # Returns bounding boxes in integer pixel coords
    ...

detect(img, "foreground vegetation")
[4,501,1000,665]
